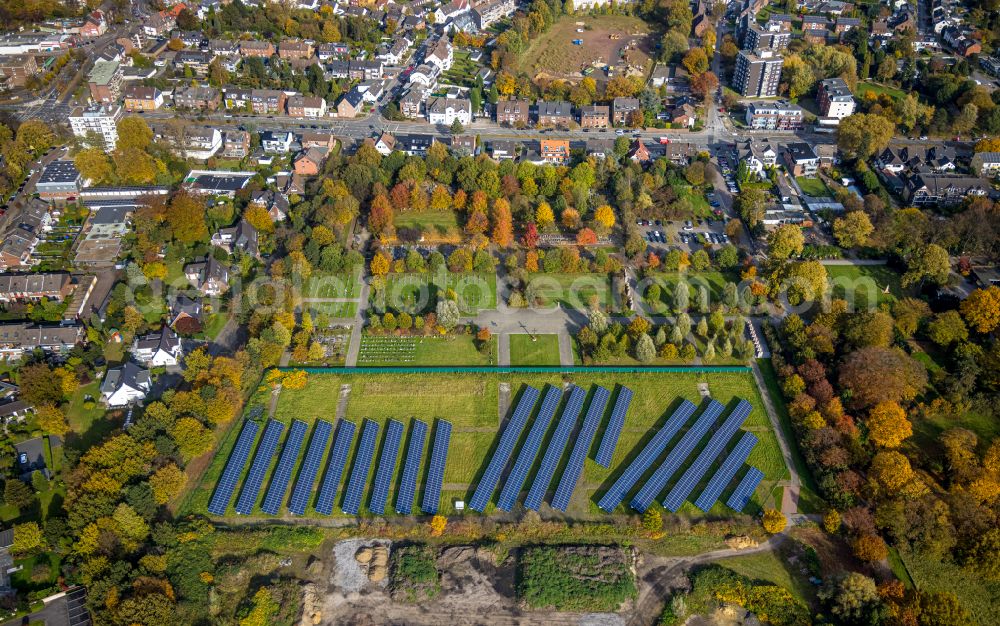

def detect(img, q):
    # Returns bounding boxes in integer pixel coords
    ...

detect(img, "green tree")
[166,192,209,244]
[837,113,895,159]
[927,310,968,346]
[74,148,113,183]
[903,243,950,287]
[3,480,34,510]
[832,211,873,248]
[11,522,43,556]
[768,224,805,260]
[635,333,656,362]
[116,116,154,151]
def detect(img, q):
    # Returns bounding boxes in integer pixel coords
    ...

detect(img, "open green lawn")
[357,335,496,366]
[644,270,739,308]
[305,301,358,318]
[525,273,614,310]
[901,549,1000,625]
[715,548,815,607]
[509,334,561,366]
[825,264,903,308]
[65,382,115,451]
[676,185,713,217]
[856,81,905,101]
[383,272,496,315]
[189,370,789,521]
[394,210,461,241]
[796,176,830,197]
[302,272,361,300]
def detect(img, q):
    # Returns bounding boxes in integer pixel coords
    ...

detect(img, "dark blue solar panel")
[550,386,610,512]
[315,419,356,515]
[497,385,561,512]
[595,386,632,468]
[524,386,586,511]
[663,400,752,512]
[261,419,308,515]
[369,419,404,515]
[396,420,428,515]
[342,420,379,515]
[235,419,284,515]
[288,420,333,515]
[727,466,764,512]
[597,400,697,512]
[694,431,758,512]
[630,400,724,512]
[421,419,452,514]
[469,385,540,512]
[208,419,259,515]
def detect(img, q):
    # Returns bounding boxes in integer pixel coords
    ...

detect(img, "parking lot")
[637,216,732,252]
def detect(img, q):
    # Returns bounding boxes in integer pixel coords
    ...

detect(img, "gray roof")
[38,161,81,185]
[100,361,150,396]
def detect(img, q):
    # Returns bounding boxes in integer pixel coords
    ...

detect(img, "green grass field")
[357,335,496,366]
[305,301,358,318]
[856,81,906,101]
[796,176,830,197]
[645,270,739,307]
[509,334,561,366]
[525,273,613,309]
[825,264,903,308]
[901,549,1000,625]
[382,272,496,315]
[394,210,461,240]
[189,370,789,521]
[302,272,361,300]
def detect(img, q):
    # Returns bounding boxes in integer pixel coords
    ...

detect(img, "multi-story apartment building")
[0,55,39,87]
[278,39,313,59]
[733,48,783,97]
[496,99,530,126]
[173,85,221,110]
[123,85,163,111]
[427,97,471,125]
[287,95,327,118]
[744,101,804,130]
[87,59,122,103]
[471,0,516,29]
[249,89,287,114]
[240,40,275,58]
[536,100,572,127]
[744,22,791,50]
[539,139,571,164]
[579,105,610,128]
[69,104,122,150]
[612,97,641,125]
[221,130,251,159]
[816,77,855,121]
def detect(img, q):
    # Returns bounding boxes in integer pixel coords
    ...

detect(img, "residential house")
[317,42,349,61]
[143,11,175,38]
[101,361,151,407]
[489,139,517,160]
[278,39,314,59]
[287,95,328,117]
[0,201,51,270]
[612,97,641,125]
[536,100,573,127]
[36,161,84,202]
[169,295,202,327]
[496,99,530,126]
[802,28,829,45]
[173,85,220,110]
[472,0,515,29]
[425,38,454,72]
[816,77,855,122]
[185,256,230,296]
[450,135,476,156]
[835,16,861,33]
[250,89,287,114]
[0,322,84,360]
[399,85,427,118]
[299,131,336,151]
[349,60,384,80]
[379,37,411,65]
[745,101,803,130]
[434,0,471,24]
[427,97,471,125]
[539,139,570,164]
[395,134,435,156]
[80,11,108,38]
[249,190,290,222]
[293,147,327,175]
[783,143,820,176]
[876,144,957,173]
[132,327,183,367]
[906,174,992,206]
[372,131,396,156]
[972,152,1000,177]
[240,40,275,58]
[174,49,213,74]
[87,59,122,104]
[212,219,259,257]
[628,140,651,163]
[408,63,438,87]
[221,130,250,158]
[123,85,163,111]
[336,89,365,117]
[261,130,294,154]
[663,142,696,165]
[579,105,610,128]
[668,101,697,127]
[179,127,222,160]
[208,39,238,56]
[737,139,778,177]
[0,273,72,303]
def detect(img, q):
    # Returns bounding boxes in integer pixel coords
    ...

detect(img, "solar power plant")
[287,419,333,515]
[727,466,765,512]
[662,400,753,512]
[597,399,697,512]
[551,386,611,512]
[396,420,428,515]
[314,419,356,515]
[421,419,452,515]
[342,419,379,515]
[693,431,759,513]
[261,419,308,515]
[496,385,561,512]
[629,400,725,512]
[234,419,285,515]
[208,419,259,515]
[369,419,405,515]
[523,385,585,511]
[468,385,541,512]
[595,386,633,468]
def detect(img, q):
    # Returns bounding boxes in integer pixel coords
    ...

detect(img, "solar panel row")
[396,420,428,515]
[469,385,540,512]
[208,419,259,515]
[595,386,632,468]
[662,400,752,512]
[524,385,586,511]
[315,419,356,515]
[261,419,308,515]
[235,419,285,515]
[727,466,764,512]
[693,430,758,512]
[369,419,404,515]
[551,386,610,512]
[630,400,725,512]
[497,385,561,512]
[288,419,333,515]
[342,419,379,515]
[421,419,452,514]
[597,400,697,512]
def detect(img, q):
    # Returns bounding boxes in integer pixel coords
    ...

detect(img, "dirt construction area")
[517,15,656,82]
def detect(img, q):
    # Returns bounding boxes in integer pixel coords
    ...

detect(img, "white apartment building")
[427,97,471,125]
[68,104,122,150]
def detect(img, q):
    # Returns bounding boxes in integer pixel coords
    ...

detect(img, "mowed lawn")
[795,176,830,197]
[525,273,613,309]
[302,272,361,300]
[509,334,561,366]
[394,210,461,241]
[825,264,903,308]
[357,335,496,366]
[383,272,497,315]
[191,370,789,520]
